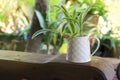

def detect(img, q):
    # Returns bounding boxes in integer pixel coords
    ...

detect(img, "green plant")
[32,8,64,54]
[82,0,107,16]
[32,2,94,54]
[0,0,31,37]
[57,0,107,38]
[89,19,120,57]
[61,0,108,38]
[32,2,108,51]
[58,5,92,38]
[98,26,120,57]
[65,0,107,20]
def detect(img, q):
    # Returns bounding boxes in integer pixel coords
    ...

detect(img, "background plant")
[0,0,34,38]
[64,0,108,20]
[88,17,120,57]
[0,0,34,50]
[32,7,64,54]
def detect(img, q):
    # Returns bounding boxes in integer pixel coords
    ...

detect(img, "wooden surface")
[0,50,116,80]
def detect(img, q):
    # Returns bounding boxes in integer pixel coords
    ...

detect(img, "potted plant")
[32,2,101,63]
[32,4,91,53]
[59,5,101,63]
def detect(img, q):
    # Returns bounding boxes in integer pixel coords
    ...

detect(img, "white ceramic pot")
[66,36,100,63]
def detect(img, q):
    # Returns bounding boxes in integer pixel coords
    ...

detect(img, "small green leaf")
[35,10,46,28]
[32,29,46,39]
[32,29,59,39]
[69,33,78,40]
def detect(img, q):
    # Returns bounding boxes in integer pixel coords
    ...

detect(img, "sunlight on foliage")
[0,0,34,50]
[18,0,35,8]
[0,0,34,36]
[48,0,61,22]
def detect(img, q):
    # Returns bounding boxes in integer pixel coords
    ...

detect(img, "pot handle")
[90,37,100,56]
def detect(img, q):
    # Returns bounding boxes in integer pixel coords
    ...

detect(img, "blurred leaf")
[35,10,46,29]
[32,29,59,39]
